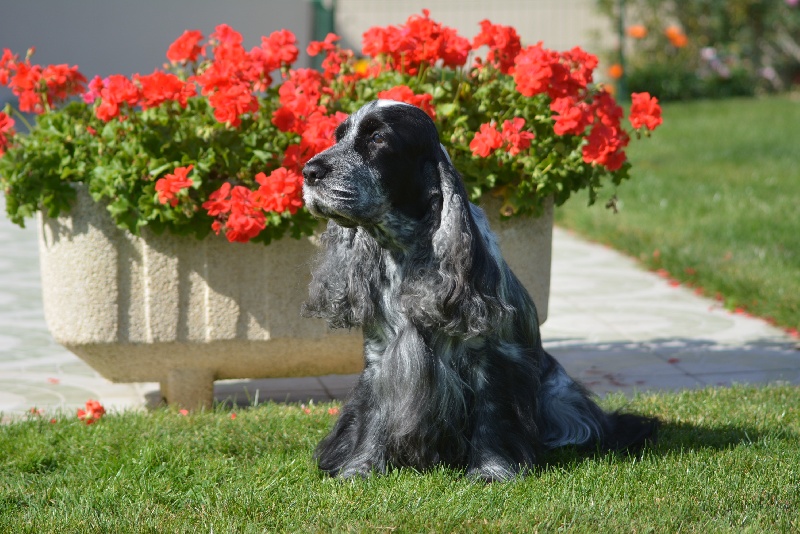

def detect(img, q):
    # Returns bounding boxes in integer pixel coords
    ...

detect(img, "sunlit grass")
[1,384,798,532]
[557,95,800,333]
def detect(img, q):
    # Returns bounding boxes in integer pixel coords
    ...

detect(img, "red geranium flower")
[500,118,535,156]
[472,20,522,74]
[77,399,106,425]
[513,43,597,100]
[208,81,258,127]
[362,9,470,74]
[0,111,14,157]
[41,63,87,106]
[155,165,194,206]
[307,33,340,57]
[550,97,592,136]
[0,48,16,86]
[95,74,140,121]
[255,167,304,215]
[469,122,504,157]
[377,85,436,119]
[253,29,299,75]
[582,122,629,171]
[203,183,269,243]
[166,29,205,63]
[629,92,663,131]
[136,70,196,109]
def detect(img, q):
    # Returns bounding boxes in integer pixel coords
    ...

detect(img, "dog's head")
[302,100,441,232]
[302,100,509,337]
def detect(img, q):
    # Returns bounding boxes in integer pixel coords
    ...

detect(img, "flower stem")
[10,107,35,133]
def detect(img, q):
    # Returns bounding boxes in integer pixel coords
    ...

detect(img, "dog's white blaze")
[375,99,415,109]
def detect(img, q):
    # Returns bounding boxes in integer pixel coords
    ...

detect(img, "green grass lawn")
[556,96,800,334]
[2,384,799,532]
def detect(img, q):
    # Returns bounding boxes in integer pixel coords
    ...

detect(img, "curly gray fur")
[300,100,657,480]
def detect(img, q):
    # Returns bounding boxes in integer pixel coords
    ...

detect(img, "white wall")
[335,0,612,57]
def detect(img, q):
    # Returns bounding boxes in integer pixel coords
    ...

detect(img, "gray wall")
[1,0,613,106]
[0,0,313,105]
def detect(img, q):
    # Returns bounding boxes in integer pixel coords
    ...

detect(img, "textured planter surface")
[37,188,552,408]
[480,196,553,325]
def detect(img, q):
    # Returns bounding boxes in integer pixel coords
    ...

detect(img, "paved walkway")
[1,198,798,421]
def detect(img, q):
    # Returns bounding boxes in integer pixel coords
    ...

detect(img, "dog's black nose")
[303,160,330,186]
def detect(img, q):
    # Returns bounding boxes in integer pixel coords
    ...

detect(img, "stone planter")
[480,195,554,326]
[37,188,553,409]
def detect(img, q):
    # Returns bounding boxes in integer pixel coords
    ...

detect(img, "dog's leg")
[465,346,541,481]
[314,373,388,478]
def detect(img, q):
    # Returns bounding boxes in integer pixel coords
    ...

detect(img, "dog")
[301,100,658,480]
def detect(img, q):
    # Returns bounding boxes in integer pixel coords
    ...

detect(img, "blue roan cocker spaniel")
[301,100,657,481]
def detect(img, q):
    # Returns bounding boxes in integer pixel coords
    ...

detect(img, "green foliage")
[0,95,318,243]
[1,384,798,531]
[596,0,800,100]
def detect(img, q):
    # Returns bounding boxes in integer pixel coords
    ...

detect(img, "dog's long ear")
[301,221,381,328]
[404,146,510,337]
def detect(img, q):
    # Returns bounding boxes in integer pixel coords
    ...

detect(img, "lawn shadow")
[540,418,796,473]
[142,374,359,409]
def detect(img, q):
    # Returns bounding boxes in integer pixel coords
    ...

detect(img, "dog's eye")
[370,132,386,145]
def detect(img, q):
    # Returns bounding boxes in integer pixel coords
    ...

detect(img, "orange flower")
[627,25,648,39]
[664,26,688,48]
[607,63,624,80]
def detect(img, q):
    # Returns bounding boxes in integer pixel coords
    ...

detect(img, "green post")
[311,0,336,70]
[616,0,628,99]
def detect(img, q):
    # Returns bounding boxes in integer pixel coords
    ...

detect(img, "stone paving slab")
[1,193,797,421]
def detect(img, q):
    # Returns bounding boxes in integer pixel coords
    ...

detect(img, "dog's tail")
[538,354,658,453]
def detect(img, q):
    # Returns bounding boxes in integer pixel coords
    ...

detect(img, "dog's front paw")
[337,462,380,479]
[466,459,521,483]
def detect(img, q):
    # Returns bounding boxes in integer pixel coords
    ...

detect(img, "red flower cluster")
[503,40,652,171]
[0,111,14,157]
[77,399,106,425]
[581,92,630,171]
[513,43,598,100]
[202,167,304,243]
[254,167,304,214]
[472,20,522,74]
[166,29,205,63]
[377,85,436,119]
[136,70,196,110]
[470,118,535,157]
[94,74,140,122]
[203,182,266,243]
[272,68,347,171]
[629,92,663,131]
[155,165,194,206]
[362,9,471,74]
[80,25,300,125]
[1,48,86,114]
[193,24,294,127]
[550,97,593,136]
[307,33,359,82]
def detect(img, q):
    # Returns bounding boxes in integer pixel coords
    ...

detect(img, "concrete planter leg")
[37,187,553,409]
